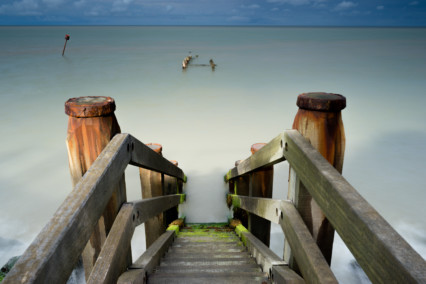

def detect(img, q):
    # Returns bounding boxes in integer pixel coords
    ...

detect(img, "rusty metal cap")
[65,96,116,118]
[297,92,346,112]
[147,143,162,154]
[251,143,267,155]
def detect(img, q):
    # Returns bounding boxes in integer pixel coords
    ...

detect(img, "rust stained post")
[65,96,129,280]
[285,92,346,266]
[248,143,274,247]
[139,143,165,248]
[62,34,70,56]
[231,160,249,228]
[163,160,180,226]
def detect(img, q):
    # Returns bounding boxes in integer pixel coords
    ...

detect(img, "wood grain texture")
[279,200,338,284]
[66,111,128,279]
[238,230,287,274]
[229,195,281,225]
[289,108,345,264]
[4,134,132,284]
[132,195,183,227]
[130,135,185,181]
[225,133,286,181]
[87,203,136,284]
[284,129,426,283]
[271,265,305,284]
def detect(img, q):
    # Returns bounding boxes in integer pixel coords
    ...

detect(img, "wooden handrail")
[225,130,426,283]
[130,135,185,181]
[88,195,185,284]
[225,132,286,181]
[228,195,337,283]
[283,130,426,283]
[4,133,187,284]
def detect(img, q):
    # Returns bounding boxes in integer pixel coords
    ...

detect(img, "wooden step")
[148,224,271,284]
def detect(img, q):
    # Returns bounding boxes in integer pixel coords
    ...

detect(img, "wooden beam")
[271,265,305,284]
[228,195,281,224]
[225,133,286,181]
[131,195,184,227]
[117,230,175,284]
[87,203,136,284]
[129,135,185,181]
[284,129,426,283]
[238,230,286,273]
[279,200,338,283]
[4,134,132,284]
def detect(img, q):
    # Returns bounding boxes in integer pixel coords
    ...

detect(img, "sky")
[0,0,425,26]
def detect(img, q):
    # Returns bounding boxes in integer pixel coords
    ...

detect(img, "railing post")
[231,160,249,228]
[139,143,165,248]
[248,143,274,247]
[65,96,129,280]
[284,92,346,266]
[163,160,180,226]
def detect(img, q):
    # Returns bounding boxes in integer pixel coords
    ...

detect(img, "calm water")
[1,26,425,283]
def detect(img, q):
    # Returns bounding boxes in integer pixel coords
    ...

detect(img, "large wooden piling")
[65,96,129,279]
[139,143,165,248]
[285,92,346,266]
[249,143,273,247]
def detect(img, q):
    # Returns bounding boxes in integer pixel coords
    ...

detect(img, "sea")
[0,26,425,283]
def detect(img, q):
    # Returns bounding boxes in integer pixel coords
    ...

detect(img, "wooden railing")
[225,130,426,283]
[3,133,186,284]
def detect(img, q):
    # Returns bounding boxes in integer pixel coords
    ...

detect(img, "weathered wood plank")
[3,134,132,284]
[238,229,287,275]
[131,230,175,271]
[279,200,338,283]
[129,135,185,181]
[225,133,286,181]
[132,194,184,227]
[271,265,305,284]
[87,203,135,284]
[284,129,426,283]
[228,195,281,224]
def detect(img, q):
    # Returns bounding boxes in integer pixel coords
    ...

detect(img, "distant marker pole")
[62,34,70,56]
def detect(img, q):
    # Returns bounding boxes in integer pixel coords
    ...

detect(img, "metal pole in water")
[62,34,70,56]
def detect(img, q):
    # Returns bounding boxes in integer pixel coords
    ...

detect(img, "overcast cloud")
[0,0,425,26]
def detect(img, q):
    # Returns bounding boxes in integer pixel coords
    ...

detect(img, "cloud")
[0,0,40,15]
[334,1,358,11]
[376,5,384,10]
[112,0,134,12]
[267,0,310,5]
[409,1,419,5]
[42,0,65,7]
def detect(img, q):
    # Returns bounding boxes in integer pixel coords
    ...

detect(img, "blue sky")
[0,0,425,26]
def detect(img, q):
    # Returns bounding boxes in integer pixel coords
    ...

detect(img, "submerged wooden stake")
[285,92,346,266]
[65,96,129,280]
[62,34,70,56]
[139,143,165,248]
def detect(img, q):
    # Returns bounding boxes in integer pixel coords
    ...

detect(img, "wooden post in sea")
[62,34,70,56]
[65,96,129,280]
[248,143,274,246]
[139,143,165,248]
[284,92,346,267]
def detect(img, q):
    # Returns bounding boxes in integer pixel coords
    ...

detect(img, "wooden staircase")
[148,224,270,284]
